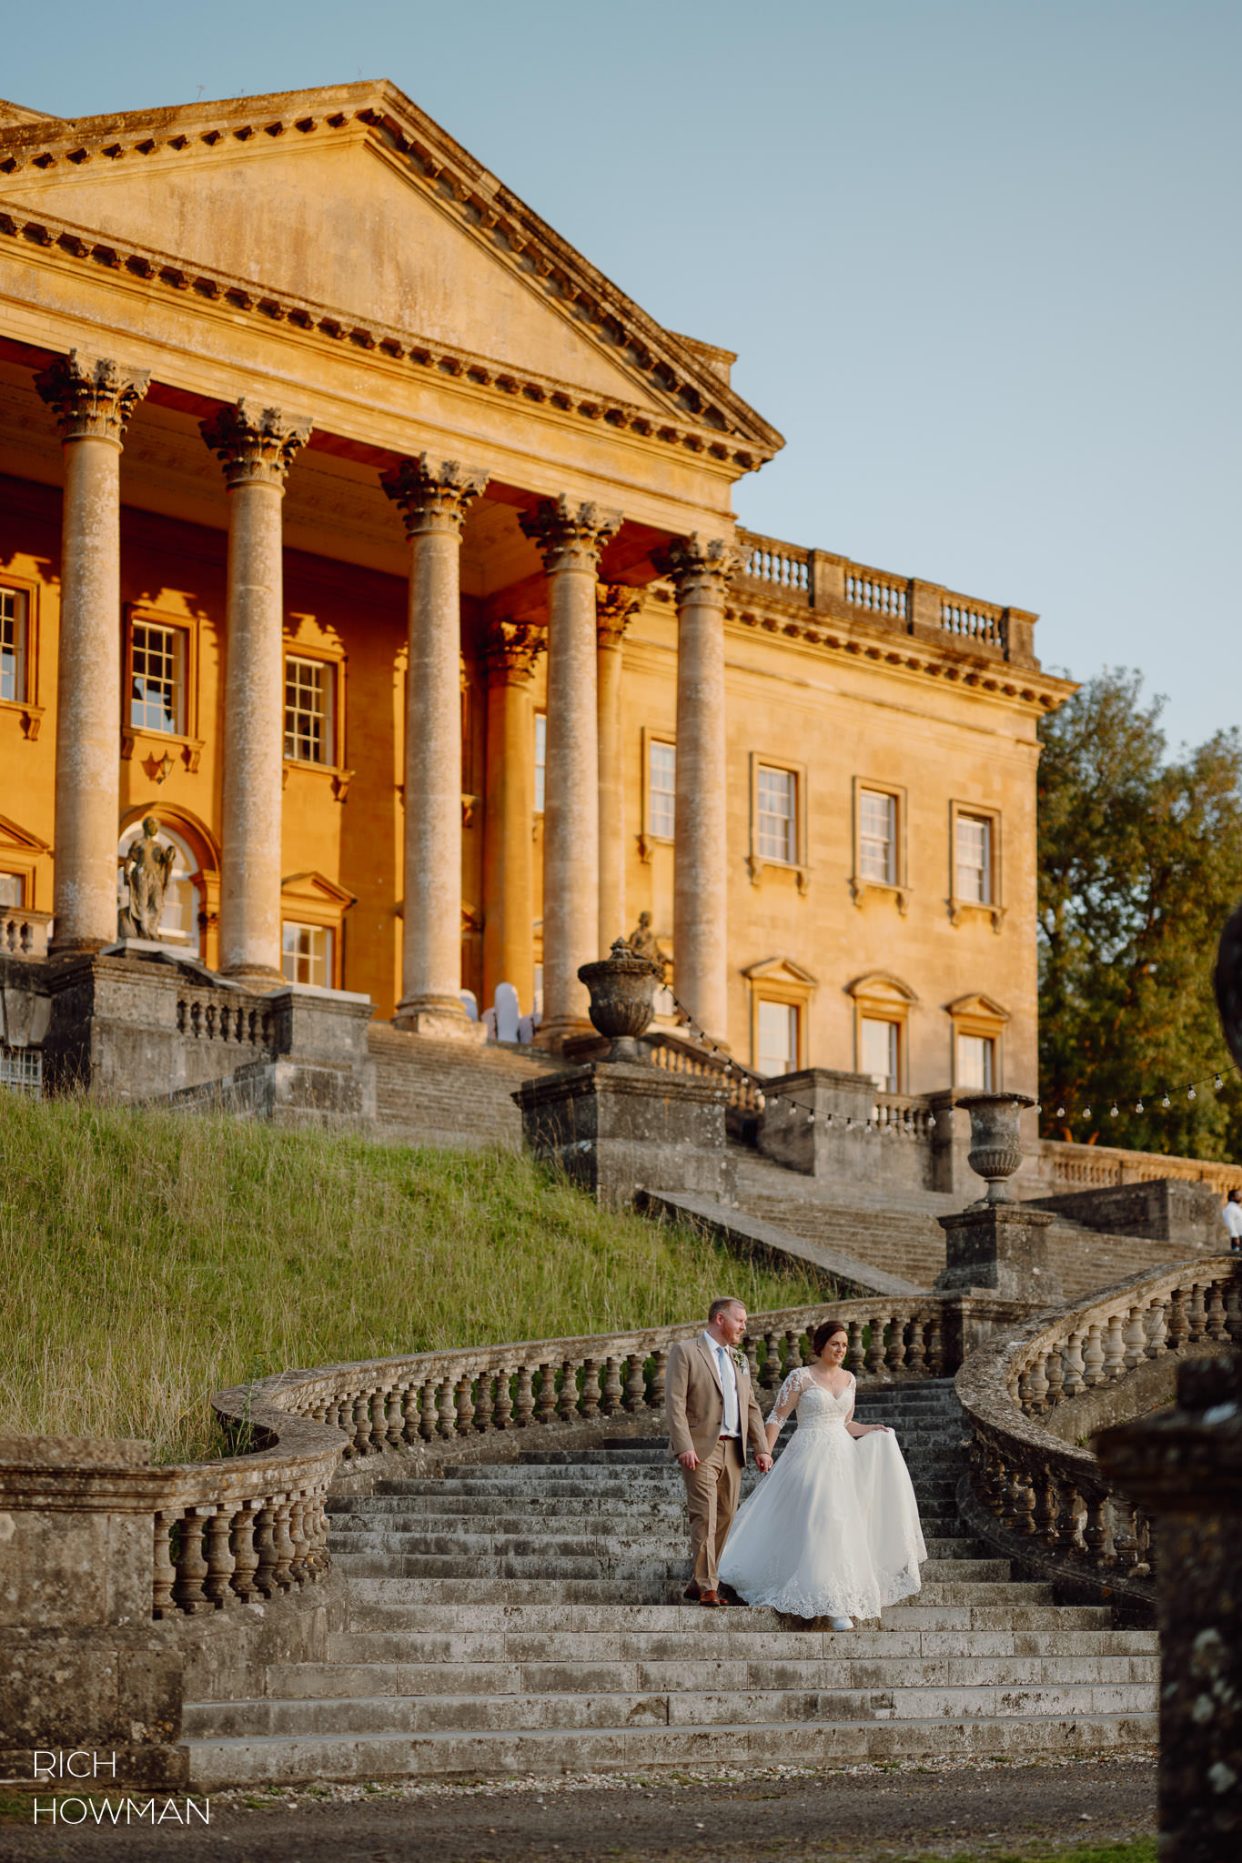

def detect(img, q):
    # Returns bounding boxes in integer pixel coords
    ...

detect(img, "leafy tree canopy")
[1038,668,1242,1157]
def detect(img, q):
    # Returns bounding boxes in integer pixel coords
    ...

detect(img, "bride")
[717,1318,927,1629]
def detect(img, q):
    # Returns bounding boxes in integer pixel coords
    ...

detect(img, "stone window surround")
[0,571,44,740]
[637,724,676,861]
[746,752,810,895]
[0,812,50,912]
[947,991,1010,1091]
[282,639,352,803]
[847,970,918,1094]
[850,776,909,915]
[280,871,357,991]
[121,604,203,775]
[948,798,1005,932]
[743,956,817,1076]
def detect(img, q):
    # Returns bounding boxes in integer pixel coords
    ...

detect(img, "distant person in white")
[1223,1188,1242,1251]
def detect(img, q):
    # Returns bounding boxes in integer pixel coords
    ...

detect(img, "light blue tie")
[717,1345,738,1435]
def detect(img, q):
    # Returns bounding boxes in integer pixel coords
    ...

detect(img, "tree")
[1037,669,1242,1158]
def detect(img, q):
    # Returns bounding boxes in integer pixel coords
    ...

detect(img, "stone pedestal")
[515,1058,736,1209]
[1098,1348,1242,1861]
[934,1203,1062,1305]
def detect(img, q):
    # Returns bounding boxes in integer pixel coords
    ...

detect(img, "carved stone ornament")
[654,532,739,599]
[578,938,659,1060]
[959,1092,1036,1204]
[483,619,545,683]
[381,453,488,536]
[35,350,150,444]
[200,398,312,488]
[520,497,622,574]
[596,583,643,649]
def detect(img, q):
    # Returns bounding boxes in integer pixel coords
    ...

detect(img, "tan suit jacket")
[665,1335,767,1464]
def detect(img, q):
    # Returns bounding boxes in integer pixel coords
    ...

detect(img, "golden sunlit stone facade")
[0,82,1072,1093]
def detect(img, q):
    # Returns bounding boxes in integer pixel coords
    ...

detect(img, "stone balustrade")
[175,985,277,1050]
[646,1028,764,1116]
[1039,1136,1242,1200]
[739,531,811,598]
[1,907,51,959]
[872,1091,938,1138]
[955,1257,1242,1607]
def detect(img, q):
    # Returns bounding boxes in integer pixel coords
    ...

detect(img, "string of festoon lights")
[660,988,1242,1133]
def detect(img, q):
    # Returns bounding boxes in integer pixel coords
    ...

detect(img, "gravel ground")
[0,1752,1157,1862]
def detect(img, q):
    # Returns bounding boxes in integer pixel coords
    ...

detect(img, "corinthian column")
[519,498,621,1046]
[482,621,545,1011]
[661,535,737,1044]
[201,399,310,980]
[596,584,641,956]
[382,454,487,1034]
[36,351,150,952]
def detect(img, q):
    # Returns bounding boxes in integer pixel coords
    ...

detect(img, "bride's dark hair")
[811,1319,848,1357]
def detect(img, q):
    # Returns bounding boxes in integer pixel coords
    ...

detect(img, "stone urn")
[577,939,658,1061]
[959,1092,1035,1203]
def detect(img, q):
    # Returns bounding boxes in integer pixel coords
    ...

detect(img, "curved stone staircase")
[182,1381,1156,1787]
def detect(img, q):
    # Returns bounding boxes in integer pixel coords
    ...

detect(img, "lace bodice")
[767,1366,854,1434]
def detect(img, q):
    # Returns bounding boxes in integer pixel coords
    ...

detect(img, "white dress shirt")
[703,1330,740,1437]
[1224,1200,1242,1241]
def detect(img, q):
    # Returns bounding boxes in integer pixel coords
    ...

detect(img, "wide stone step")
[184,1709,1156,1788]
[341,1599,1117,1633]
[339,1576,1051,1605]
[329,1494,969,1522]
[328,1528,982,1563]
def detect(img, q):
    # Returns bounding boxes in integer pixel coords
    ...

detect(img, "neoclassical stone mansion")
[0,80,1073,1095]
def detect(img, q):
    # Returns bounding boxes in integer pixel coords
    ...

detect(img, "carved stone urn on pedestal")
[577,939,658,1062]
[960,1092,1035,1204]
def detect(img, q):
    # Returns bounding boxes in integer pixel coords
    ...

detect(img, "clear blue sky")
[4,0,1237,752]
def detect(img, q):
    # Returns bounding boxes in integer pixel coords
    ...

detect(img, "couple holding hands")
[665,1299,926,1628]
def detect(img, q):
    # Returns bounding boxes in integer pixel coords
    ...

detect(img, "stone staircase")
[733,1154,1193,1298]
[369,1024,562,1150]
[182,1381,1157,1786]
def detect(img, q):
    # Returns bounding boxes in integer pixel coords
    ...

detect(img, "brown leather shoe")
[698,1589,722,1607]
[682,1582,701,1601]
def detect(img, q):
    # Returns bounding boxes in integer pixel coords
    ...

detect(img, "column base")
[221,963,284,988]
[393,996,486,1042]
[533,1015,595,1053]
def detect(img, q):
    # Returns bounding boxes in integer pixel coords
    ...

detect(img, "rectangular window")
[957,1032,995,1091]
[757,999,799,1078]
[284,655,334,765]
[282,921,332,988]
[956,813,992,904]
[0,872,23,908]
[0,587,27,705]
[534,712,547,814]
[129,621,185,735]
[757,765,796,863]
[0,1044,42,1095]
[861,1015,899,1092]
[649,739,676,839]
[859,789,896,884]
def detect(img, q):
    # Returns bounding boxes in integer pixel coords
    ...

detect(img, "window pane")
[956,814,991,903]
[757,765,796,862]
[282,921,331,988]
[285,656,333,764]
[0,871,23,908]
[757,999,798,1077]
[0,1044,42,1095]
[861,1016,898,1091]
[957,1033,994,1090]
[649,740,676,838]
[859,790,895,884]
[534,713,547,813]
[0,587,26,705]
[130,622,184,735]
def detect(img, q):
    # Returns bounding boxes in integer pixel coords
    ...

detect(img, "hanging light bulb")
[1109,1104,1120,1119]
[1215,1075,1224,1092]
[1135,1100,1145,1114]
[1083,1106,1092,1120]
[1035,1102,1043,1115]
[1187,1086,1197,1101]
[806,1111,816,1124]
[1161,1095,1171,1109]
[927,1114,936,1128]
[1056,1106,1066,1119]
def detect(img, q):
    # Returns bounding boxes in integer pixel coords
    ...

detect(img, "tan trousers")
[681,1436,743,1592]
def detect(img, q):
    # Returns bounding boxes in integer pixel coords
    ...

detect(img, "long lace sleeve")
[766,1366,806,1432]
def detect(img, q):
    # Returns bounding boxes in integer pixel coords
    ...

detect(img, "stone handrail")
[955,1256,1242,1605]
[872,1091,937,1137]
[175,984,276,1050]
[1,907,52,959]
[1040,1136,1242,1199]
[646,1029,764,1114]
[738,530,810,598]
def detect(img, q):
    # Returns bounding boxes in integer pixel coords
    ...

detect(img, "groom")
[665,1297,772,1606]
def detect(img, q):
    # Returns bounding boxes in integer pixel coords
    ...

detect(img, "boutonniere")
[728,1347,748,1374]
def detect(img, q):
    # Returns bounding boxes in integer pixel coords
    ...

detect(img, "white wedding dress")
[717,1367,927,1619]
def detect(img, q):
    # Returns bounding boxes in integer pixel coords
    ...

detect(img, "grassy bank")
[0,1096,823,1462]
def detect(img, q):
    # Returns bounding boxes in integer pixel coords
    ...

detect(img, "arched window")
[116,820,201,955]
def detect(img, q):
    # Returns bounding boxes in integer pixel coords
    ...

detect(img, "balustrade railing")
[1040,1137,1242,1199]
[940,593,1006,649]
[175,987,276,1050]
[845,566,909,620]
[646,1029,764,1116]
[1,908,52,959]
[872,1092,937,1137]
[956,1257,1242,1602]
[740,531,811,598]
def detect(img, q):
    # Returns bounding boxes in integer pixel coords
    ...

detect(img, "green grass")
[0,1095,825,1462]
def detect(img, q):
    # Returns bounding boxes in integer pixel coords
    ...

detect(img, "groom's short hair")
[708,1297,744,1323]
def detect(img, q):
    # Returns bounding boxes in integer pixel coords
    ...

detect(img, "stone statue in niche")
[119,817,176,940]
[627,910,668,979]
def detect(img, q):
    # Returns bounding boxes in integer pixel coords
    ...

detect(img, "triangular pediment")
[946,991,1009,1023]
[281,870,356,911]
[0,83,781,451]
[847,970,919,1007]
[743,956,818,987]
[0,812,49,855]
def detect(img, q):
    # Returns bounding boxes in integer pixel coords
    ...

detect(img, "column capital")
[382,453,488,537]
[483,619,546,686]
[35,350,150,444]
[655,532,739,599]
[520,497,621,575]
[201,399,311,489]
[595,582,643,650]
